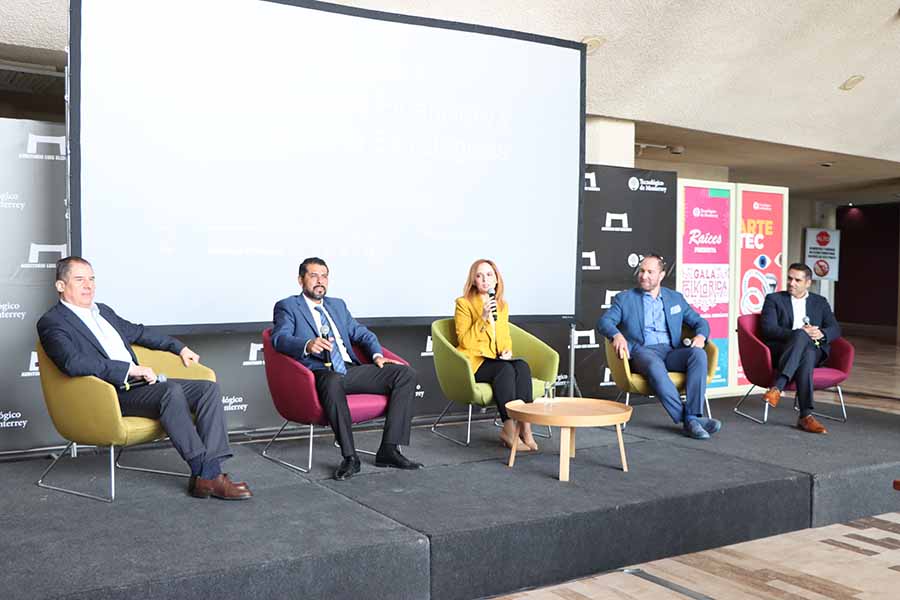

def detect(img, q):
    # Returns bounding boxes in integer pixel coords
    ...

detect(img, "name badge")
[670,305,682,315]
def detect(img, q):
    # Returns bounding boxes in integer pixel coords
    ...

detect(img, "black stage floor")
[3,396,900,600]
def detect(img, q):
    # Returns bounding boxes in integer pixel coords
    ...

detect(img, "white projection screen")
[71,0,584,330]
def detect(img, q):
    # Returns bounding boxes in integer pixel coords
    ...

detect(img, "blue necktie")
[315,306,347,374]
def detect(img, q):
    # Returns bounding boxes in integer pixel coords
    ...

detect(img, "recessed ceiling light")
[581,36,607,55]
[819,162,834,167]
[838,75,865,91]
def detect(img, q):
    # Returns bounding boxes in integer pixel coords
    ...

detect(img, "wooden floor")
[498,512,900,599]
[840,336,900,400]
[496,335,900,600]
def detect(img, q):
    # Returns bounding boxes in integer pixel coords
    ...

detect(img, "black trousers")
[474,358,533,422]
[314,363,417,457]
[770,329,826,417]
[116,379,231,466]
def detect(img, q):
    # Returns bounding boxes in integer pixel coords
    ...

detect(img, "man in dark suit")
[37,256,251,500]
[759,262,841,434]
[597,254,722,439]
[272,257,421,480]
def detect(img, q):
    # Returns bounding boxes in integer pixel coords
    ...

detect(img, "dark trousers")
[630,344,707,424]
[314,364,417,457]
[116,379,231,467]
[770,329,826,417]
[474,358,533,422]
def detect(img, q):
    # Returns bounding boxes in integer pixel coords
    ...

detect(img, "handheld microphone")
[320,322,333,369]
[803,317,821,347]
[120,373,166,391]
[487,287,498,321]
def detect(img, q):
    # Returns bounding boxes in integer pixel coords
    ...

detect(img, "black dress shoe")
[334,455,361,481]
[374,446,423,470]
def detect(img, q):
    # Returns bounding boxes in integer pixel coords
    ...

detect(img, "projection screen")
[70,0,585,329]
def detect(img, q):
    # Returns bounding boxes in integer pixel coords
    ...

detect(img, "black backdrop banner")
[1,157,676,453]
[570,165,677,399]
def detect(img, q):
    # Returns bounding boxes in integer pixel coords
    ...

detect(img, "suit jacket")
[597,287,710,353]
[454,295,513,373]
[271,295,381,371]
[759,291,840,358]
[36,301,185,386]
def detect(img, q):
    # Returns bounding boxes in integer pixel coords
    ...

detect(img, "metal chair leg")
[705,395,713,419]
[116,446,190,478]
[332,440,378,456]
[430,402,473,446]
[36,442,116,503]
[261,420,315,473]
[792,385,848,423]
[733,385,770,424]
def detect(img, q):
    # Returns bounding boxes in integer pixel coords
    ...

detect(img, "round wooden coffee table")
[505,397,632,482]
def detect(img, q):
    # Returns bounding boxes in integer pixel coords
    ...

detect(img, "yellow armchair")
[603,326,717,418]
[36,341,216,502]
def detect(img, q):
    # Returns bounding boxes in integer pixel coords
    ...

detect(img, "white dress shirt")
[60,300,135,369]
[302,295,354,363]
[791,293,808,330]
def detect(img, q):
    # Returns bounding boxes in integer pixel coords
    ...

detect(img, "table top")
[505,397,632,427]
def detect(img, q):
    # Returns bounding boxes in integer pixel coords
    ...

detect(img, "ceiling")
[634,121,900,199]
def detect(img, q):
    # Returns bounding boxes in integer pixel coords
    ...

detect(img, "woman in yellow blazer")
[455,259,537,451]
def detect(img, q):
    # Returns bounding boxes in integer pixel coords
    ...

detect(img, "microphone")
[487,287,498,321]
[120,373,166,391]
[320,321,333,369]
[803,316,821,347]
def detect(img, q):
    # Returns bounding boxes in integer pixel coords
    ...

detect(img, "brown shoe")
[223,474,249,489]
[763,387,781,408]
[797,415,828,434]
[191,474,253,500]
[894,480,900,491]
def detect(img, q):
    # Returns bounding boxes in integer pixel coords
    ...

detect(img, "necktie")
[315,305,347,374]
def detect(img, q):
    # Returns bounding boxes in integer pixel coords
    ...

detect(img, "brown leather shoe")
[191,474,253,500]
[763,387,781,408]
[188,473,248,494]
[797,415,828,434]
[894,480,900,491]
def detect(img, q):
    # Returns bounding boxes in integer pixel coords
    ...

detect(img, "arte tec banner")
[0,117,69,452]
[575,165,677,398]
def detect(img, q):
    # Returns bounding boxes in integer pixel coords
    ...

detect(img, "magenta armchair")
[734,313,854,424]
[260,328,409,473]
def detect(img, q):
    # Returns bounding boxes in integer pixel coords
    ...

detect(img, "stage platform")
[3,396,900,600]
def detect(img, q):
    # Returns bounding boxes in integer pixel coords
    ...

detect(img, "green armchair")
[429,318,559,445]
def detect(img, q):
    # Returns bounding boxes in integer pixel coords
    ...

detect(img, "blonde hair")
[463,259,506,308]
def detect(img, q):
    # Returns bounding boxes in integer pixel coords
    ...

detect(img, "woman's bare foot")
[519,422,538,451]
[500,420,529,451]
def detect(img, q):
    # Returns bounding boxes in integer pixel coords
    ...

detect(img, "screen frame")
[68,0,586,334]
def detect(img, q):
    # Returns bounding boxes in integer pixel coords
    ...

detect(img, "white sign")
[804,228,840,281]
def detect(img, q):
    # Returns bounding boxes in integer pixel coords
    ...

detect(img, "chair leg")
[430,402,474,446]
[733,385,769,424]
[332,439,378,456]
[261,420,314,473]
[36,442,116,503]
[792,386,849,423]
[705,395,713,419]
[115,446,190,478]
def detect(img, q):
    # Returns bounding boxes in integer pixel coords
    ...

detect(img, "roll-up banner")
[736,185,788,386]
[0,118,69,452]
[677,179,734,392]
[578,165,677,398]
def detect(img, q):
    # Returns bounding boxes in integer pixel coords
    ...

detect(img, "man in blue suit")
[272,257,421,480]
[759,263,841,434]
[597,255,722,439]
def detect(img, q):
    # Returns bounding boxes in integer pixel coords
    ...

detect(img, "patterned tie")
[315,305,347,374]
